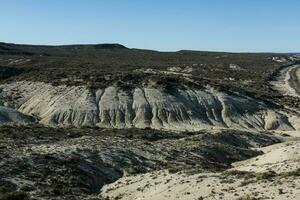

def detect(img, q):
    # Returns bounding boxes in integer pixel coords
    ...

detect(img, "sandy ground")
[233,139,300,173]
[101,139,300,200]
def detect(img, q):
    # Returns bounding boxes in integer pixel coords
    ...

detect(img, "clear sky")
[0,0,299,52]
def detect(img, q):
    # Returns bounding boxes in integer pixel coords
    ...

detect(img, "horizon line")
[0,41,298,54]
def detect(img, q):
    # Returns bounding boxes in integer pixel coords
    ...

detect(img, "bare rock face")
[0,81,298,131]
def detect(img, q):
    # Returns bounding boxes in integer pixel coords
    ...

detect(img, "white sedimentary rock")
[0,81,298,131]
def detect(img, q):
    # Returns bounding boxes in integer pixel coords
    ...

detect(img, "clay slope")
[0,81,298,131]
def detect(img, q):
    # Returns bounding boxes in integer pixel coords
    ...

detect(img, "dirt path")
[289,66,300,96]
[271,65,300,98]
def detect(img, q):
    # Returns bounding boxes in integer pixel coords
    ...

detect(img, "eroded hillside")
[0,43,299,200]
[0,81,299,132]
[0,43,299,131]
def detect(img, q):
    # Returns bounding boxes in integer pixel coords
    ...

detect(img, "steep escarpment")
[0,81,298,131]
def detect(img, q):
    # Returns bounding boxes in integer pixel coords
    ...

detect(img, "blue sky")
[0,0,299,52]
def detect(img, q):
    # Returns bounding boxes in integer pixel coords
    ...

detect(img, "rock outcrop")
[0,81,298,131]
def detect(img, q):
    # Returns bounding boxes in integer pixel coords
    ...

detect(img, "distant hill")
[0,42,299,109]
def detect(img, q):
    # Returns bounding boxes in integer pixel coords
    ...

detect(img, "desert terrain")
[0,42,299,200]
